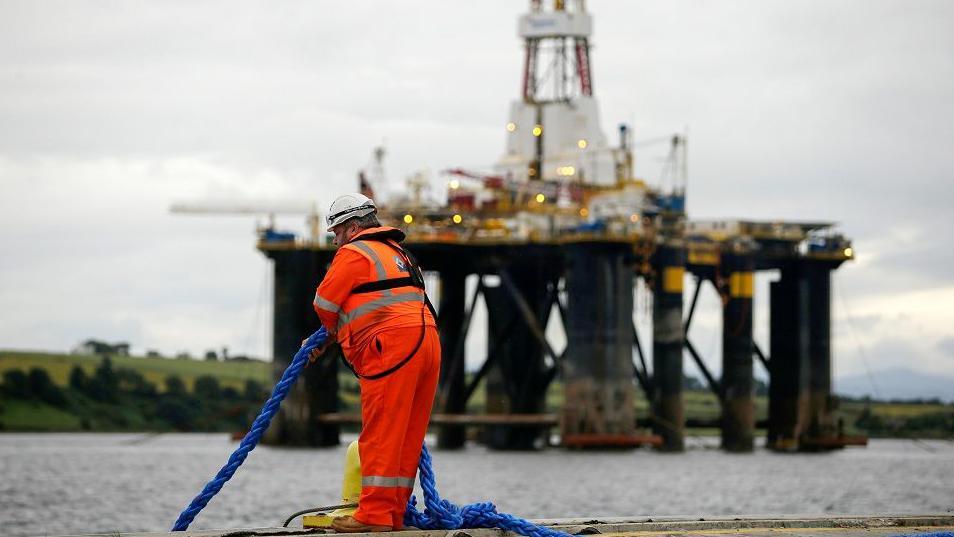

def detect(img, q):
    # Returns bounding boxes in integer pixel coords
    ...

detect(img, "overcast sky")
[1,1,952,388]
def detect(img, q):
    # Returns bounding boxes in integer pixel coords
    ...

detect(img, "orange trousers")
[352,325,440,529]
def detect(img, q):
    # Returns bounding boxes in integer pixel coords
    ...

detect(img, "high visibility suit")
[313,226,440,530]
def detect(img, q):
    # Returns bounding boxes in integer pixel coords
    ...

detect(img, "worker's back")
[314,226,436,376]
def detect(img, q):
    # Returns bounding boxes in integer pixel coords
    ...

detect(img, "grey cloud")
[865,231,954,287]
[938,337,954,358]
[837,314,884,334]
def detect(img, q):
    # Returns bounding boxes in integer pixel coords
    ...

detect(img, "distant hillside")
[0,349,276,432]
[0,350,270,392]
[836,367,954,403]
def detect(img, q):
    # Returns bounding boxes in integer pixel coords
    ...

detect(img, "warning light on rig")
[403,214,414,224]
[449,179,460,189]
[452,214,463,224]
[532,125,543,137]
[580,207,589,217]
[844,247,853,258]
[535,193,546,203]
[578,139,588,149]
[506,122,517,132]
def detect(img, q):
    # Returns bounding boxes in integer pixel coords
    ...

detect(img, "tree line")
[0,357,268,432]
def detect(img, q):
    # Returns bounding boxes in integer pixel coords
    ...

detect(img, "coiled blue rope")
[172,325,569,537]
[171,327,328,531]
[405,444,571,537]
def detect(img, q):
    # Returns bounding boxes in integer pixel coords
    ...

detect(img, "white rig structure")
[496,0,619,186]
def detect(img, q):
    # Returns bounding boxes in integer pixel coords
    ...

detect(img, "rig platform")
[174,0,864,453]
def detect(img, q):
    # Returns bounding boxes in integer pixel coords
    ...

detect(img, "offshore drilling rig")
[238,0,859,453]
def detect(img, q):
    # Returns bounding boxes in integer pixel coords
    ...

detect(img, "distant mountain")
[835,367,954,403]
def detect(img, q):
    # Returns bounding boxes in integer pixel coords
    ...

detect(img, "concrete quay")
[63,514,954,537]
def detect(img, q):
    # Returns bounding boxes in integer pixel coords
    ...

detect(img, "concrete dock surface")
[63,514,954,537]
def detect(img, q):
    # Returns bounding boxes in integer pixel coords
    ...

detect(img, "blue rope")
[171,327,328,531]
[405,444,571,537]
[172,325,569,537]
[891,533,954,537]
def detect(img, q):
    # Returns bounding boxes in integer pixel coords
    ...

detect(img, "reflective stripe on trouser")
[361,475,415,488]
[354,325,440,529]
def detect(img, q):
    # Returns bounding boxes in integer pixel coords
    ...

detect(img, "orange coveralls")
[313,226,440,529]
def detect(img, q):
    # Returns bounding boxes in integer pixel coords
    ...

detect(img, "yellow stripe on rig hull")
[729,272,754,298]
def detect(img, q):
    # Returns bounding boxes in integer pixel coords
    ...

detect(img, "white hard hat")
[326,193,376,231]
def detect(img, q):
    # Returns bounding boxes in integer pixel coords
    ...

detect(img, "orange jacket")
[313,226,436,359]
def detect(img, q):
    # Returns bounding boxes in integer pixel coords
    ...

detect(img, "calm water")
[0,434,952,537]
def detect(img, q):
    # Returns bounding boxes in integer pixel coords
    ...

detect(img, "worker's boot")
[331,515,392,533]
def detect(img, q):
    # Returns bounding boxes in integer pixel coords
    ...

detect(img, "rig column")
[482,283,513,447]
[651,241,686,451]
[803,260,838,449]
[437,269,468,450]
[264,249,339,447]
[767,263,810,450]
[484,261,552,450]
[720,247,755,452]
[562,241,638,447]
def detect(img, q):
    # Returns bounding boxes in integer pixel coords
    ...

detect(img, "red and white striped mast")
[521,0,593,104]
[500,0,616,187]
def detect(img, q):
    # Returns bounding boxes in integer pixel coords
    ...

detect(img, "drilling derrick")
[499,0,617,186]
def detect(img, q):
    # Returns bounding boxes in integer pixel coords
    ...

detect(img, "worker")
[307,193,440,533]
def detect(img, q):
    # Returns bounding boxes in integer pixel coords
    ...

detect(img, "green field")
[855,401,950,418]
[0,349,275,432]
[0,399,85,431]
[0,350,270,392]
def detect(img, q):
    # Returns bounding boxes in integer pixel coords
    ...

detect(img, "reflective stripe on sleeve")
[313,293,341,313]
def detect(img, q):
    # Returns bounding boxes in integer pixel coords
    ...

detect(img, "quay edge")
[61,514,954,537]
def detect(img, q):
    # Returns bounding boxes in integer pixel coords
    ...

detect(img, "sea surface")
[0,433,951,537]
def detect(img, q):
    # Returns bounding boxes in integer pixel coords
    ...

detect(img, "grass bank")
[0,350,269,392]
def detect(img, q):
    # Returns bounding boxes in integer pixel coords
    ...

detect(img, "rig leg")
[265,249,339,447]
[721,250,755,452]
[562,242,638,448]
[484,264,552,450]
[768,264,810,451]
[651,242,686,452]
[802,260,839,450]
[437,269,468,450]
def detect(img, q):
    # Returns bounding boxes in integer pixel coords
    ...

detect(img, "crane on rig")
[169,147,392,245]
[169,199,322,243]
